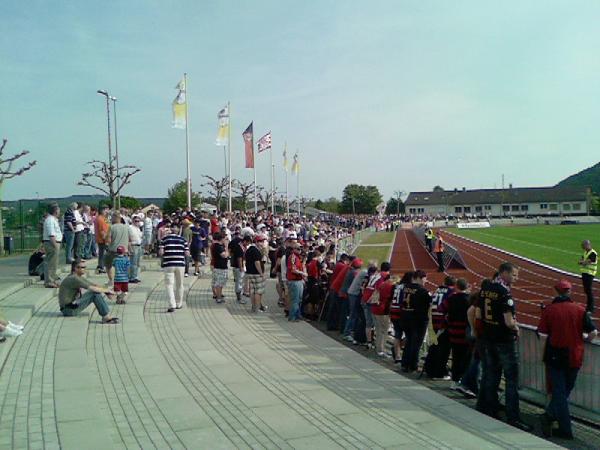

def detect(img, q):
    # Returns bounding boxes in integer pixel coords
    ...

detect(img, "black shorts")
[190,247,201,262]
[391,318,404,340]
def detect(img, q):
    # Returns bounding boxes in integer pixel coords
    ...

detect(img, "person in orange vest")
[434,236,445,272]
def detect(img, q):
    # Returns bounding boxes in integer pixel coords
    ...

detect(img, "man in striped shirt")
[159,223,189,312]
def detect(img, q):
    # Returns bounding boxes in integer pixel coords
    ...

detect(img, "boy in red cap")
[538,279,597,439]
[113,245,130,304]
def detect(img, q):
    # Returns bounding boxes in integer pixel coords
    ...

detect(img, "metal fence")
[519,324,600,421]
[1,199,45,254]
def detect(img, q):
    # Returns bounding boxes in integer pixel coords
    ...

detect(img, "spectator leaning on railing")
[538,279,597,440]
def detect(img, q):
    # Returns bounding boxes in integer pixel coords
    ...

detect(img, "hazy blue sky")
[2,1,600,202]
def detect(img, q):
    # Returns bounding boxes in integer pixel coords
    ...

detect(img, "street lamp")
[96,90,115,209]
[110,96,121,209]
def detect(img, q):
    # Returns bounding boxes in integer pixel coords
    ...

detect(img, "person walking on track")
[434,236,445,272]
[578,240,597,313]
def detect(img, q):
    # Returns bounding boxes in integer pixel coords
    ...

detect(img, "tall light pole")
[110,96,121,209]
[97,90,115,209]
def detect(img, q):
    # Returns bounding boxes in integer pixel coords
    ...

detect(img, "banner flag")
[215,104,229,146]
[283,143,288,172]
[257,131,272,153]
[242,122,254,168]
[171,78,186,129]
[291,152,299,174]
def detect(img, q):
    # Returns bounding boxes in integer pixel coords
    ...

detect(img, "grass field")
[353,245,392,265]
[450,224,600,273]
[360,231,396,245]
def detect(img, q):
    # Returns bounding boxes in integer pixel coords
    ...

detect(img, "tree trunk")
[0,205,4,255]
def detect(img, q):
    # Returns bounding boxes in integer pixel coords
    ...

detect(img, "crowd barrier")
[519,324,600,422]
[412,226,467,270]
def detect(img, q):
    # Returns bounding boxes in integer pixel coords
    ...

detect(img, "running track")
[390,228,599,327]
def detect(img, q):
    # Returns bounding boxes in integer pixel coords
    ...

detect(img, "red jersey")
[371,274,393,316]
[538,296,596,368]
[286,253,304,281]
[330,261,347,287]
[331,264,351,296]
[307,259,320,279]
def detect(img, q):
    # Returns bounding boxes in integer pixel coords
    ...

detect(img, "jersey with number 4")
[401,282,431,323]
[478,280,516,342]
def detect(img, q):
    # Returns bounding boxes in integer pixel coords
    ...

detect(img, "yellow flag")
[172,77,186,129]
[291,152,299,174]
[283,143,288,172]
[215,104,229,146]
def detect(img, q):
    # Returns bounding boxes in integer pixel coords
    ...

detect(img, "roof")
[405,186,589,206]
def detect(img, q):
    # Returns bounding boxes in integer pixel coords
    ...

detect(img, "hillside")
[556,162,600,193]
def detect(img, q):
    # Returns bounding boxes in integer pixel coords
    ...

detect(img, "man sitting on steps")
[58,260,119,324]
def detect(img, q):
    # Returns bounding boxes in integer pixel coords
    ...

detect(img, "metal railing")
[519,324,600,421]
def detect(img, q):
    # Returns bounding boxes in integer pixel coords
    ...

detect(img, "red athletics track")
[390,228,600,327]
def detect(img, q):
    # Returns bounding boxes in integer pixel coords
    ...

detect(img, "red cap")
[352,258,363,268]
[117,245,126,255]
[255,235,266,242]
[554,279,572,292]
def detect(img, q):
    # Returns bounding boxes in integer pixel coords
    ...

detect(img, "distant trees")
[163,180,202,214]
[433,185,444,192]
[201,175,229,212]
[77,160,141,208]
[339,184,383,214]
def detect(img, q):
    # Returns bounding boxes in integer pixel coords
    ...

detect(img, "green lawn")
[450,224,600,273]
[353,245,392,265]
[360,232,396,245]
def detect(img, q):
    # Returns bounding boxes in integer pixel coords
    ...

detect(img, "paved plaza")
[0,258,562,449]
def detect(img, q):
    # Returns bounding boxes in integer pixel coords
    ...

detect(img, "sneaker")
[1,327,22,337]
[216,297,225,304]
[450,381,459,390]
[363,342,373,350]
[352,340,359,345]
[238,298,247,305]
[508,419,533,433]
[167,308,175,313]
[8,322,24,331]
[430,375,452,381]
[184,273,189,277]
[194,272,199,276]
[377,352,391,358]
[258,305,268,312]
[343,335,354,342]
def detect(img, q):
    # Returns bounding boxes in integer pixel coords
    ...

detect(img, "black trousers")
[450,343,471,382]
[582,273,595,312]
[401,320,428,371]
[424,330,451,377]
[436,252,445,272]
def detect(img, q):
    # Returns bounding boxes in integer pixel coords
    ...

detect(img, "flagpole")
[270,147,274,215]
[253,150,258,214]
[184,72,191,209]
[297,150,300,216]
[285,168,289,217]
[227,101,232,213]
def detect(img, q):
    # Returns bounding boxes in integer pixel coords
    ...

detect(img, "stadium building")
[405,185,592,217]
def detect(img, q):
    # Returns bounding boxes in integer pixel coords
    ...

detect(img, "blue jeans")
[129,245,143,280]
[546,366,579,435]
[64,230,75,263]
[343,294,360,337]
[83,233,95,259]
[460,344,481,394]
[480,339,520,422]
[288,281,304,320]
[401,319,428,370]
[61,292,110,318]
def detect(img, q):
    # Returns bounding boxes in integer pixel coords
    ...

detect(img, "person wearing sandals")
[58,260,119,324]
[113,245,130,304]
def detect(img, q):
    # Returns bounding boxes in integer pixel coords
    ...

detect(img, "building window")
[418,208,425,213]
[484,205,492,211]
[521,205,529,211]
[503,205,510,212]
[455,207,462,214]
[563,204,571,211]
[549,204,558,211]
[464,206,471,213]
[540,203,548,209]
[409,208,416,214]
[572,203,581,211]
[511,205,519,212]
[475,206,483,212]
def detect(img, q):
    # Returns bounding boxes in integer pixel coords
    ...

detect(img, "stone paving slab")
[0,262,568,449]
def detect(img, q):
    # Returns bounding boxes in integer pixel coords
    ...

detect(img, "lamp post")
[110,96,121,209]
[96,90,115,209]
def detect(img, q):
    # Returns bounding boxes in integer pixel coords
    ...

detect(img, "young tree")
[163,180,202,214]
[0,139,37,254]
[201,175,229,212]
[77,160,141,208]
[257,186,273,212]
[233,180,254,212]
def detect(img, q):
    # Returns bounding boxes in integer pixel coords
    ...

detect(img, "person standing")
[63,203,76,264]
[370,262,394,358]
[286,241,307,321]
[400,270,431,372]
[73,203,86,260]
[42,204,62,288]
[445,278,471,389]
[210,232,229,303]
[181,219,193,278]
[578,240,597,313]
[434,236,445,272]
[476,262,531,431]
[95,205,110,274]
[389,272,413,363]
[105,213,132,287]
[128,216,143,283]
[245,235,268,313]
[159,223,189,312]
[229,231,246,303]
[424,276,455,379]
[424,228,434,252]
[538,280,597,440]
[112,246,130,304]
[341,258,364,341]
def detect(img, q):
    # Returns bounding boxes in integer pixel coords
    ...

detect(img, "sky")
[2,0,600,202]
